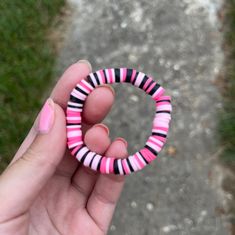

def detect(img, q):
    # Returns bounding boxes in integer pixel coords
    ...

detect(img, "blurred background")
[0,0,235,234]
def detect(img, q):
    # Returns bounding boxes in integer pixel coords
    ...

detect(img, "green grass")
[0,0,65,172]
[219,0,235,166]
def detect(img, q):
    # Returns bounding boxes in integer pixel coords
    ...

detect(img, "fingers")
[51,60,92,109]
[84,124,110,152]
[0,100,66,221]
[51,60,115,125]
[86,139,128,233]
[12,60,115,177]
[83,85,114,125]
[12,60,91,164]
[51,61,114,177]
[71,124,111,206]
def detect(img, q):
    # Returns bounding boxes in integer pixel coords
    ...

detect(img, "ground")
[56,0,231,234]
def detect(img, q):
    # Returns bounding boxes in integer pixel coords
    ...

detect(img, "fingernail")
[38,98,55,134]
[77,59,92,71]
[99,84,115,96]
[94,123,109,136]
[115,137,128,148]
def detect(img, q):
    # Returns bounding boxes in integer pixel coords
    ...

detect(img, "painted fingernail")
[38,98,55,134]
[99,84,115,96]
[94,123,110,135]
[77,59,92,71]
[115,137,128,148]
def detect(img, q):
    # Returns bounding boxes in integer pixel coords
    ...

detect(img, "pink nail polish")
[38,98,54,134]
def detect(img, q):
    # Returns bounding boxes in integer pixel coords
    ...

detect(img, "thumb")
[0,98,66,220]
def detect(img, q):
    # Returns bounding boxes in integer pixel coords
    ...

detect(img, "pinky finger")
[86,138,128,233]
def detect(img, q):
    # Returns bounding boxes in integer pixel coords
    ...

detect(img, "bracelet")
[66,68,172,175]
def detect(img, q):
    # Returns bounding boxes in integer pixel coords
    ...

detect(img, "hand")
[0,61,128,235]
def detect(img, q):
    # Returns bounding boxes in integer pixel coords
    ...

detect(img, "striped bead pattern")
[66,68,172,175]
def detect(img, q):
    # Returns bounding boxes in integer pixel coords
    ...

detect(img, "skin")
[0,61,128,235]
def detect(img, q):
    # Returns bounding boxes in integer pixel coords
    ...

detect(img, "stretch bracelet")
[66,68,172,175]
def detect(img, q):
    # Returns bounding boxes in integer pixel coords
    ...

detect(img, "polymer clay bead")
[66,68,172,175]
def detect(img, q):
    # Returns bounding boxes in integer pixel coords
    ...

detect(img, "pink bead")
[109,157,115,174]
[100,157,106,174]
[122,159,131,175]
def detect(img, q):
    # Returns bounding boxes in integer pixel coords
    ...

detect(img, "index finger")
[51,60,115,124]
[51,60,92,109]
[13,60,114,163]
[13,61,92,161]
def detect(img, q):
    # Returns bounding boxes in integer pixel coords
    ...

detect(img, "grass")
[219,0,235,166]
[0,0,65,172]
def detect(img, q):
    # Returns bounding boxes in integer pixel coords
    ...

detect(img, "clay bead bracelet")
[66,68,172,175]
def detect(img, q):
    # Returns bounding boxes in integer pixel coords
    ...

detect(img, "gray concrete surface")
[57,0,230,234]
